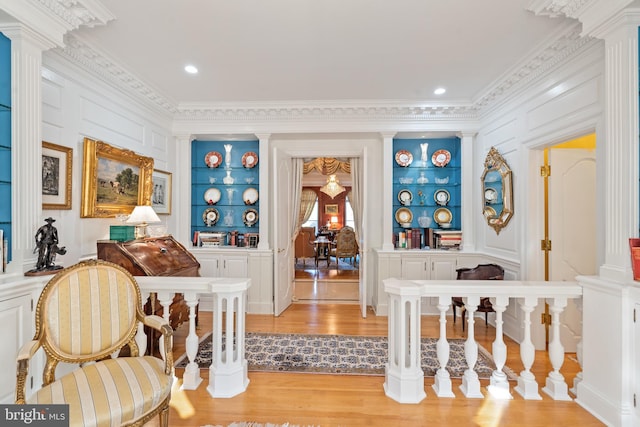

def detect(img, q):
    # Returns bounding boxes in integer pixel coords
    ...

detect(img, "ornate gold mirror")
[481,147,513,234]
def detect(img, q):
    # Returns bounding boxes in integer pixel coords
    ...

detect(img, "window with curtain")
[345,196,355,229]
[302,199,319,231]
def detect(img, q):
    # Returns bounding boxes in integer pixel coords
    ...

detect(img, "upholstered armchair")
[330,226,358,266]
[452,263,504,331]
[15,259,174,427]
[295,226,316,264]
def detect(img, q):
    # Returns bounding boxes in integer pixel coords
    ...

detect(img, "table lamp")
[330,216,339,229]
[126,205,161,238]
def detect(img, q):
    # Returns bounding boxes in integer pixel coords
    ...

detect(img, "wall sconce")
[126,205,161,238]
[320,174,346,199]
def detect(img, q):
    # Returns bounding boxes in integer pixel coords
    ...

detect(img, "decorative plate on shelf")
[243,187,259,205]
[205,151,222,168]
[243,208,259,226]
[202,207,219,226]
[397,189,413,206]
[242,151,259,168]
[433,207,453,225]
[484,187,498,204]
[434,189,450,206]
[395,207,413,225]
[395,150,413,167]
[431,149,451,167]
[203,187,221,205]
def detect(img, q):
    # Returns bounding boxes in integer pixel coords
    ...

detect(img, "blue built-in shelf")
[191,140,260,244]
[0,31,11,262]
[392,137,461,242]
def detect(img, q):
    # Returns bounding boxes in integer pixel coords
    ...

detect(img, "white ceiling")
[70,0,576,107]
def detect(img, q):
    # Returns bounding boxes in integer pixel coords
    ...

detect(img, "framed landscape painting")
[80,138,154,218]
[42,141,72,210]
[152,169,172,215]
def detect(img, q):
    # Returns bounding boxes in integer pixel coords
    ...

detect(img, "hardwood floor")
[163,304,605,427]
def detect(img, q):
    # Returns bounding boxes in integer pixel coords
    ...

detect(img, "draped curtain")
[290,158,304,240]
[303,157,351,175]
[297,189,318,231]
[349,158,363,243]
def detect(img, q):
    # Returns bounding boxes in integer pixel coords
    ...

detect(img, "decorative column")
[181,291,203,390]
[381,132,396,251]
[0,25,53,272]
[514,296,541,400]
[488,295,512,399]
[207,278,250,398]
[255,133,271,250]
[460,296,483,398]
[383,278,425,403]
[432,296,454,398]
[542,296,572,400]
[174,134,193,245]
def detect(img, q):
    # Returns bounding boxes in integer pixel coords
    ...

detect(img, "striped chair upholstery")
[16,260,173,427]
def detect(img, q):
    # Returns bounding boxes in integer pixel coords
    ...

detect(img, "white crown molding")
[54,12,592,127]
[527,0,596,18]
[0,0,114,47]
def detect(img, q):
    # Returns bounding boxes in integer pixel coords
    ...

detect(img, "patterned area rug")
[295,258,358,271]
[176,332,513,379]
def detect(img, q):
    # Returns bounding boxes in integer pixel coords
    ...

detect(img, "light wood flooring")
[162,304,605,427]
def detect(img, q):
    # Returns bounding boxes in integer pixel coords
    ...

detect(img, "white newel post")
[432,296,454,398]
[207,279,251,398]
[514,296,542,400]
[383,279,425,403]
[488,295,512,399]
[460,296,482,398]
[181,291,203,390]
[543,296,572,400]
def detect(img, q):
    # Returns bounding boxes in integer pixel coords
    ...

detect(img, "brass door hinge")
[541,239,552,251]
[541,313,552,325]
[540,165,551,177]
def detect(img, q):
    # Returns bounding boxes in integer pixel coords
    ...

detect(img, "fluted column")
[174,134,193,245]
[457,132,476,251]
[255,133,271,250]
[381,132,396,251]
[587,14,640,282]
[0,25,53,272]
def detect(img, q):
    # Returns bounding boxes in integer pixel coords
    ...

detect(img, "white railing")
[383,278,583,403]
[136,276,251,398]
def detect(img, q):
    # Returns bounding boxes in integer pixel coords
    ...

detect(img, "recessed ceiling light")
[184,65,198,74]
[434,87,446,95]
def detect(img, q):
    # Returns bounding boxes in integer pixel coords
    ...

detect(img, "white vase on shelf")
[420,142,429,166]
[224,144,232,168]
[417,172,428,184]
[223,170,235,185]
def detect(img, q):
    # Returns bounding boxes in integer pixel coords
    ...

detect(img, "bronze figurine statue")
[25,217,66,276]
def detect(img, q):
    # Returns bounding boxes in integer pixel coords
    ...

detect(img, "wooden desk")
[314,240,333,268]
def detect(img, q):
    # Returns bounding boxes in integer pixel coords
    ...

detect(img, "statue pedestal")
[24,266,63,276]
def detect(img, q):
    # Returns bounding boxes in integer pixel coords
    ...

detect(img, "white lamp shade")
[126,205,161,225]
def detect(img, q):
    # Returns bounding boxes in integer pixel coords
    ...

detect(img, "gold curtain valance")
[303,157,351,175]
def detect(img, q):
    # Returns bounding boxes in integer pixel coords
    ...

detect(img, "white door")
[549,147,596,352]
[273,148,294,315]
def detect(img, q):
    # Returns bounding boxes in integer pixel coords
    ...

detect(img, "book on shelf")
[629,238,640,281]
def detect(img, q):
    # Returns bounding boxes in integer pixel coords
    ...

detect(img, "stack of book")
[434,230,462,250]
[396,229,423,249]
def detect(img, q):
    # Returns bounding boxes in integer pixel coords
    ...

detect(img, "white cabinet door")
[431,256,457,279]
[401,257,429,279]
[0,294,32,403]
[221,255,248,277]
[197,253,223,277]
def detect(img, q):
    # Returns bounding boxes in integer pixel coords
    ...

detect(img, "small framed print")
[325,204,338,214]
[42,141,72,210]
[152,169,172,215]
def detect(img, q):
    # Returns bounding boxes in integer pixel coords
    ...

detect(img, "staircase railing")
[383,278,582,403]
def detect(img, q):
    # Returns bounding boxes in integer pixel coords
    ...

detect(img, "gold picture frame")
[325,204,338,214]
[81,138,154,218]
[152,169,172,215]
[42,141,72,210]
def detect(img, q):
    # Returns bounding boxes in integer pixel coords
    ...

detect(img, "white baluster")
[460,295,483,398]
[432,296,454,397]
[156,291,174,362]
[383,279,425,403]
[136,290,150,355]
[542,296,572,400]
[208,283,250,398]
[487,296,512,399]
[570,297,583,396]
[181,291,203,390]
[514,296,542,400]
